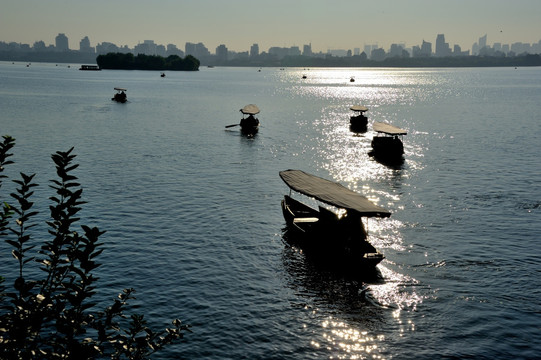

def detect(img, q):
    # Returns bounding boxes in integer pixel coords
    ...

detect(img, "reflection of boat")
[239,104,260,135]
[112,87,127,103]
[279,169,390,269]
[349,105,369,131]
[79,65,100,71]
[370,122,407,160]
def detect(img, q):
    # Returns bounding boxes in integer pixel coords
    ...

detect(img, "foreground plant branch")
[0,136,190,359]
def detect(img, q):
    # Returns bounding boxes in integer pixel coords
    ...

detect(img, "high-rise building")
[479,34,487,50]
[55,33,69,51]
[79,36,94,53]
[216,44,228,62]
[435,34,451,57]
[303,43,312,56]
[421,40,432,56]
[250,43,259,57]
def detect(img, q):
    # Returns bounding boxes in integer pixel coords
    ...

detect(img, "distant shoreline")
[1,51,540,68]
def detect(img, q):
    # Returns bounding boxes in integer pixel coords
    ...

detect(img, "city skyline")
[2,0,541,54]
[3,31,540,59]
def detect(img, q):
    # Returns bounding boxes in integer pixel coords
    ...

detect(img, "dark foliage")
[96,52,200,71]
[0,136,190,359]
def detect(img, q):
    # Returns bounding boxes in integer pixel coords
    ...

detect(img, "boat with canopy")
[371,121,407,160]
[349,105,369,131]
[112,87,127,103]
[239,104,260,135]
[279,169,390,269]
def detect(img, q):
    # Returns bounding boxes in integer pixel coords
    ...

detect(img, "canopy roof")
[114,87,127,91]
[240,104,260,115]
[350,105,369,112]
[373,122,407,135]
[279,169,391,218]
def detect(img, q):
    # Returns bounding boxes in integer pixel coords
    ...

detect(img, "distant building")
[216,44,228,62]
[79,36,94,53]
[412,40,432,57]
[96,42,124,54]
[370,48,386,61]
[389,43,407,57]
[453,44,469,56]
[479,34,487,50]
[134,40,157,55]
[289,46,301,56]
[250,43,259,57]
[364,44,378,59]
[166,44,184,57]
[185,42,210,58]
[156,44,166,57]
[55,33,69,51]
[33,40,46,51]
[435,34,451,57]
[303,43,312,56]
[268,47,289,59]
[328,49,348,57]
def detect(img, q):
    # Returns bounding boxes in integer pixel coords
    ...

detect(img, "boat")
[79,65,100,71]
[349,105,369,131]
[160,72,166,77]
[239,104,260,135]
[370,122,407,160]
[279,169,390,269]
[112,87,127,103]
[350,76,355,82]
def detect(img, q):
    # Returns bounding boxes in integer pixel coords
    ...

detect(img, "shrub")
[0,135,190,359]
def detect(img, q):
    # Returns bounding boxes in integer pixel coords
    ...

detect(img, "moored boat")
[239,104,260,135]
[79,65,100,71]
[112,87,127,103]
[370,122,407,161]
[279,169,390,270]
[349,105,369,131]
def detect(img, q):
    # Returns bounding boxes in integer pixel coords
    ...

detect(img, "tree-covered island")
[96,52,200,71]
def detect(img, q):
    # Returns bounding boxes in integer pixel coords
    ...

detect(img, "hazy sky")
[2,0,540,53]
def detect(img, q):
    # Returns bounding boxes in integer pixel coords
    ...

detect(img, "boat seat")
[293,217,319,223]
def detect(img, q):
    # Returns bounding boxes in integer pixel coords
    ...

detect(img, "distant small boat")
[349,105,369,132]
[302,74,307,79]
[79,65,100,71]
[350,76,355,82]
[161,72,166,77]
[370,122,407,160]
[112,87,127,103]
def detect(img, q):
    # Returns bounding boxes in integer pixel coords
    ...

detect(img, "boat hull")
[281,195,384,268]
[240,117,260,135]
[370,136,404,159]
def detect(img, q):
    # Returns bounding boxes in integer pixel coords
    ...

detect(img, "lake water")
[1,62,540,359]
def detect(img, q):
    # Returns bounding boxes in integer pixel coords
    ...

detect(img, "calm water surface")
[1,62,540,359]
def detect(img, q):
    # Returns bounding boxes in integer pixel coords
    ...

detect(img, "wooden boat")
[239,104,260,135]
[112,87,127,103]
[279,169,390,269]
[349,105,369,131]
[370,122,407,160]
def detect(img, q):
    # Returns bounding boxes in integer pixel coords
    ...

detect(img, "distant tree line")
[255,53,541,68]
[96,52,200,71]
